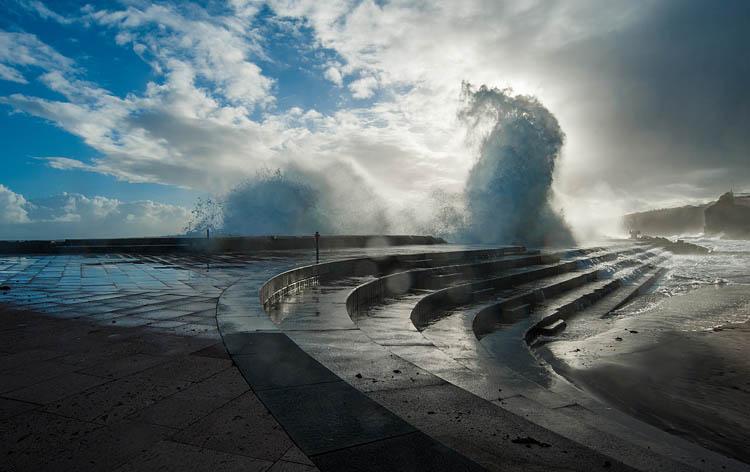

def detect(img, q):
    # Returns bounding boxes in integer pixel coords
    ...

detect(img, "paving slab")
[0,349,67,372]
[126,390,234,429]
[312,431,486,472]
[268,460,320,472]
[113,440,272,472]
[132,354,232,384]
[0,397,37,420]
[0,410,103,457]
[172,391,295,462]
[8,420,173,472]
[43,374,192,424]
[78,352,169,379]
[5,371,110,404]
[1,301,320,470]
[280,445,317,466]
[256,380,416,456]
[232,333,340,390]
[0,360,81,393]
[368,381,636,472]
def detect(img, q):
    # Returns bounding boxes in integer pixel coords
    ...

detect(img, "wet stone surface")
[0,252,332,471]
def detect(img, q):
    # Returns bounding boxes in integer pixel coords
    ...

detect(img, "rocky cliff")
[623,192,750,239]
[623,205,706,236]
[704,192,750,238]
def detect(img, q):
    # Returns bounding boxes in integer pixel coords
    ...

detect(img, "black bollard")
[315,231,320,264]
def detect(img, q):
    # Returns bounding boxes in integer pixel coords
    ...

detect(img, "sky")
[0,0,748,240]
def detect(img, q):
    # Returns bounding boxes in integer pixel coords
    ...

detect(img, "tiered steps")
[245,244,747,471]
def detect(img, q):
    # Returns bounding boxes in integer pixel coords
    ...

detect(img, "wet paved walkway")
[0,305,317,471]
[2,247,746,471]
[0,247,473,471]
[0,251,327,471]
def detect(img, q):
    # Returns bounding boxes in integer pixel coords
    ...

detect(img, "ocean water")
[612,237,750,331]
[539,239,750,462]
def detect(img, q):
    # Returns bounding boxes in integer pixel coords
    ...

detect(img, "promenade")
[0,246,746,471]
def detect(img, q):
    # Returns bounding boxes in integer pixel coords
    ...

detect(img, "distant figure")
[629,229,641,239]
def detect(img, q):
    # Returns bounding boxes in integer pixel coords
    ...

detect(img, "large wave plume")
[458,83,574,247]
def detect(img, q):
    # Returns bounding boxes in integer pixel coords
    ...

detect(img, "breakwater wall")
[0,235,445,255]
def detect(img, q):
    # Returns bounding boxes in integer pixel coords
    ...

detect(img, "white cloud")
[21,0,74,24]
[88,4,273,108]
[324,66,343,86]
[0,185,30,224]
[0,64,27,84]
[0,31,74,84]
[0,186,190,239]
[348,76,378,99]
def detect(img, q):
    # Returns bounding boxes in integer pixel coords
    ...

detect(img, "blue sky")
[1,0,748,239]
[0,0,348,207]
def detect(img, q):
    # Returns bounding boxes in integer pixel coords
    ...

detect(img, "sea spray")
[192,163,391,236]
[185,83,574,245]
[459,83,574,246]
[222,168,326,235]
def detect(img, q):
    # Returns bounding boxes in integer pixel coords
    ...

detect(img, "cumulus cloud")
[0,185,30,224]
[0,186,189,240]
[348,76,378,99]
[324,66,343,86]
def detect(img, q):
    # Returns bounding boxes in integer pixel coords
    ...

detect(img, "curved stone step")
[418,253,665,374]
[344,248,657,368]
[350,253,740,471]
[473,250,664,339]
[260,246,526,308]
[228,245,746,472]
[238,248,658,471]
[410,247,652,330]
[524,256,668,346]
[346,251,552,318]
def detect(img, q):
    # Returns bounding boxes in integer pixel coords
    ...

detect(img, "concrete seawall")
[0,234,445,255]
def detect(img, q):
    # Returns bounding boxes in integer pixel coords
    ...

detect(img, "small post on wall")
[315,231,320,264]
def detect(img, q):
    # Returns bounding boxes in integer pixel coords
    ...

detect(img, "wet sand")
[539,287,750,464]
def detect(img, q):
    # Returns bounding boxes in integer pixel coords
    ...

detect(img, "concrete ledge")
[0,234,446,255]
[345,247,529,318]
[261,247,526,310]
[523,255,667,346]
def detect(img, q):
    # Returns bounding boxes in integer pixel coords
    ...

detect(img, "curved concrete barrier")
[238,243,747,472]
[472,249,661,339]
[345,247,535,319]
[261,247,526,310]
[523,254,667,346]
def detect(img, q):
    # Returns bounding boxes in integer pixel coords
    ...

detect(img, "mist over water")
[458,83,574,247]
[190,83,573,246]
[220,164,391,236]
